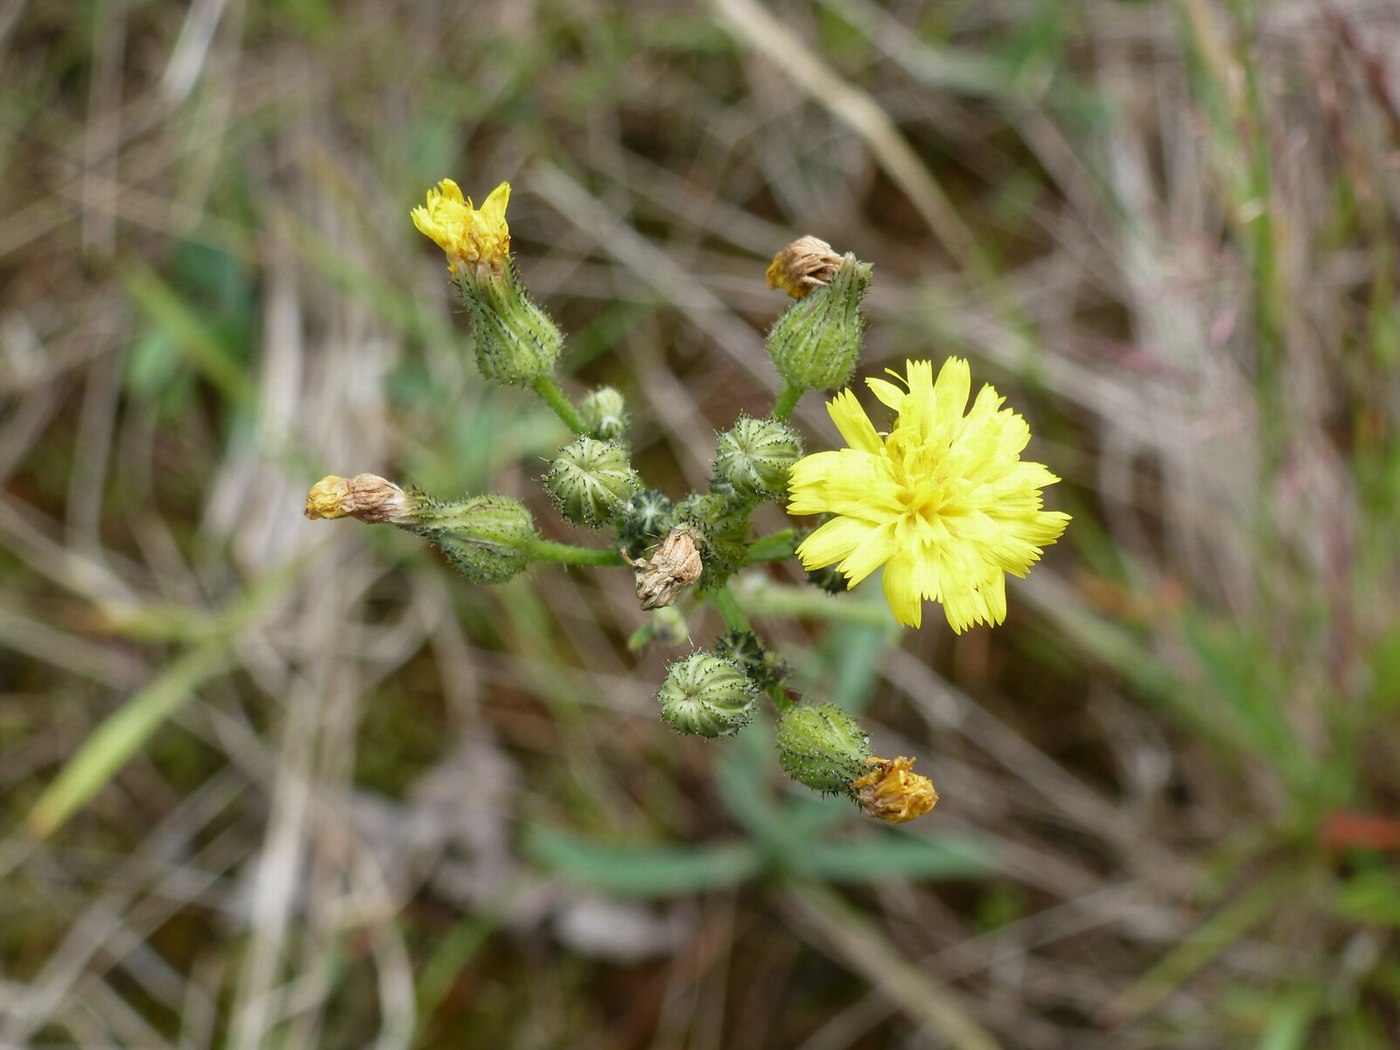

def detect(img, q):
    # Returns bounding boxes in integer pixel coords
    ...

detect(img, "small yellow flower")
[411,179,511,275]
[788,358,1070,631]
[853,756,938,824]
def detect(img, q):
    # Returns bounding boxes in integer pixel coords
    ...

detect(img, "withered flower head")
[765,235,843,299]
[304,474,409,524]
[621,524,703,609]
[853,756,939,824]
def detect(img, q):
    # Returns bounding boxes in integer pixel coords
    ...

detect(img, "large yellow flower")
[788,358,1070,631]
[411,179,511,275]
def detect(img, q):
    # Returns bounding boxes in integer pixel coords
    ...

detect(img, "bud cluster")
[305,184,944,821]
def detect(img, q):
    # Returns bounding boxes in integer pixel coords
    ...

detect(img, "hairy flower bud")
[712,416,803,502]
[616,489,676,559]
[775,703,871,797]
[714,629,788,692]
[765,252,872,392]
[579,386,628,442]
[458,264,564,386]
[546,438,641,528]
[655,651,757,737]
[399,494,539,584]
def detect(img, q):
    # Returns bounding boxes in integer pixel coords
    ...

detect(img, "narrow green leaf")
[792,832,995,884]
[525,825,763,897]
[26,640,228,839]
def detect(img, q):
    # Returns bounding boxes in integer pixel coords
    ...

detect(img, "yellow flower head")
[788,358,1070,631]
[853,756,938,824]
[411,179,511,275]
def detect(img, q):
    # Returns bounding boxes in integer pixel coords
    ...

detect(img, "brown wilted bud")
[765,236,843,299]
[853,756,938,824]
[621,524,703,610]
[304,474,410,524]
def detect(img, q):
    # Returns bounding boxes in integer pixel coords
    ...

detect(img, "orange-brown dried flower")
[765,236,843,299]
[853,755,939,824]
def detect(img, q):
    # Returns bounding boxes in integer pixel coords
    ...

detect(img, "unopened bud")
[400,494,539,584]
[616,489,676,559]
[853,756,939,824]
[627,606,690,650]
[621,524,703,609]
[579,386,628,441]
[675,492,750,591]
[546,438,641,528]
[714,629,788,692]
[765,252,871,392]
[713,416,803,502]
[765,235,842,299]
[775,703,871,797]
[655,651,757,737]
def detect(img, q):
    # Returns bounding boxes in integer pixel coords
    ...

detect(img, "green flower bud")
[656,652,757,737]
[627,606,690,651]
[714,629,789,692]
[579,386,628,441]
[546,437,641,528]
[713,416,803,502]
[764,253,872,392]
[400,494,539,584]
[775,703,871,797]
[805,564,849,594]
[616,489,675,559]
[453,261,563,387]
[675,493,748,591]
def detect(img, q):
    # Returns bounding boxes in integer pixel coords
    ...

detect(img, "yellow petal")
[796,515,878,569]
[826,389,882,454]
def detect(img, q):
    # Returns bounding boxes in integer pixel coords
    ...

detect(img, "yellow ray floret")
[788,358,1070,631]
[411,179,511,274]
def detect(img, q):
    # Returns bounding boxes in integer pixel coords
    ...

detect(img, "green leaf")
[790,832,995,884]
[524,825,764,897]
[26,641,228,839]
[1330,868,1400,928]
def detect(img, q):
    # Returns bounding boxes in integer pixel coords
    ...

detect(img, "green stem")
[528,540,625,567]
[745,529,798,563]
[531,374,586,433]
[772,380,804,422]
[708,584,752,633]
[740,582,897,628]
[708,585,793,714]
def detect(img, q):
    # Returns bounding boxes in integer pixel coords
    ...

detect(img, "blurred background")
[3,0,1400,1046]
